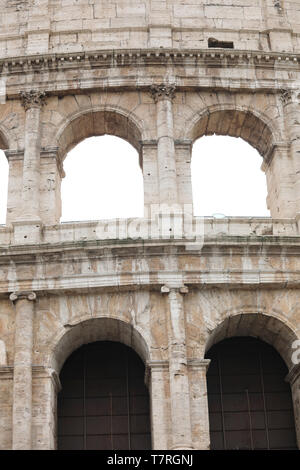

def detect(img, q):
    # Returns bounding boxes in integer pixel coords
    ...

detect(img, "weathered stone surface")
[0,0,299,451]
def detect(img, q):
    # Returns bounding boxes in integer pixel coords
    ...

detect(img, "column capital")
[20,90,47,111]
[187,358,211,370]
[150,84,176,103]
[161,285,189,294]
[9,291,37,303]
[144,360,169,387]
[279,89,300,106]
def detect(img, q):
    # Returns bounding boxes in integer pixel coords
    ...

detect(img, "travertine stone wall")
[2,0,300,57]
[2,88,300,225]
[0,0,300,451]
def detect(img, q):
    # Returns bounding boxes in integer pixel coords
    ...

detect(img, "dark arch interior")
[205,337,297,450]
[57,341,151,450]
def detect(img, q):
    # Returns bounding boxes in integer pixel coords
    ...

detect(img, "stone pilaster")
[10,291,36,450]
[150,84,178,206]
[140,140,160,216]
[32,366,61,450]
[145,360,170,449]
[174,139,193,209]
[279,89,300,220]
[161,284,193,450]
[188,359,211,449]
[4,150,24,225]
[286,363,300,449]
[262,142,295,218]
[40,147,64,225]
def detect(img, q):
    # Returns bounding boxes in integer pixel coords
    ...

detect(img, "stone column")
[20,90,46,222]
[278,89,300,219]
[262,143,296,218]
[12,91,46,243]
[39,147,64,225]
[286,363,300,449]
[150,84,178,205]
[4,150,24,225]
[32,366,61,450]
[175,139,193,212]
[162,285,193,449]
[141,140,160,217]
[10,291,36,450]
[145,360,170,450]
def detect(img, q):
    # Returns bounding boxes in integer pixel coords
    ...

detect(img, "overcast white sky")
[0,135,269,225]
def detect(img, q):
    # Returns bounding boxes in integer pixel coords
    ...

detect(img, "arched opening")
[57,341,151,450]
[55,109,145,222]
[188,108,275,217]
[61,136,144,221]
[192,136,269,216]
[0,149,8,224]
[205,337,297,450]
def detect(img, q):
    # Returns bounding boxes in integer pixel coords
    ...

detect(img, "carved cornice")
[9,291,36,302]
[150,84,176,103]
[0,48,300,99]
[20,90,47,111]
[1,48,300,73]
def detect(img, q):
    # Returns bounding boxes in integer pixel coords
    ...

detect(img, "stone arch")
[185,105,281,159]
[55,106,146,167]
[205,311,299,370]
[48,316,151,374]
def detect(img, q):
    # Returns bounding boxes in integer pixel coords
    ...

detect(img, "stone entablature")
[0,236,299,299]
[2,48,300,98]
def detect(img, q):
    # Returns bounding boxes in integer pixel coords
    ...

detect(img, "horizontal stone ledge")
[0,273,300,298]
[0,365,61,389]
[1,47,300,70]
[0,366,14,378]
[3,81,299,103]
[2,238,300,260]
